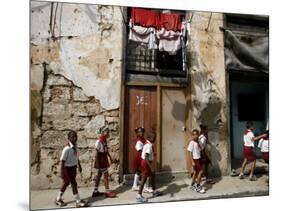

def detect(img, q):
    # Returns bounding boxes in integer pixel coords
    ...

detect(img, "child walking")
[92,126,116,198]
[136,131,161,203]
[239,121,267,181]
[55,131,86,207]
[199,124,212,183]
[258,130,269,182]
[188,129,206,194]
[132,127,153,193]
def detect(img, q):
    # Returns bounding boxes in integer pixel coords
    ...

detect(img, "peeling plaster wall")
[31,1,125,189]
[188,12,230,176]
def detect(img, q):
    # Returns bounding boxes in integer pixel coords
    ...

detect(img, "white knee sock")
[133,174,139,188]
[57,191,63,201]
[74,194,81,203]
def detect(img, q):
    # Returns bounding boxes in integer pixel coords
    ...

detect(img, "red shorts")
[262,152,269,163]
[63,165,77,183]
[141,159,152,177]
[94,152,109,169]
[134,153,142,172]
[193,159,202,174]
[243,146,256,161]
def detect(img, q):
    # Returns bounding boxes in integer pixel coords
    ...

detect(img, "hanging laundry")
[131,8,160,29]
[128,19,158,50]
[160,13,182,32]
[157,27,181,55]
[181,21,191,47]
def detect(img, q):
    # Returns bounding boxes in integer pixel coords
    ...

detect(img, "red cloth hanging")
[160,13,182,32]
[131,8,160,29]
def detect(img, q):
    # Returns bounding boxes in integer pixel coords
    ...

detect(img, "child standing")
[92,126,116,198]
[132,127,152,193]
[55,131,86,207]
[188,129,206,194]
[239,121,267,181]
[199,124,211,182]
[136,131,160,203]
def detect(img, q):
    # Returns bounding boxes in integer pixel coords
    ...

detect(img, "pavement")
[31,173,269,210]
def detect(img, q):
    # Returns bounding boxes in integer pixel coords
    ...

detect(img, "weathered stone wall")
[188,12,230,176]
[31,1,125,189]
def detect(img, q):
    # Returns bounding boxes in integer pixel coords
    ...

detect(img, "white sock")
[137,193,142,198]
[74,194,81,203]
[57,191,63,201]
[133,174,139,188]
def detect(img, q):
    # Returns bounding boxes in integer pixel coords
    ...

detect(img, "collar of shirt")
[137,136,146,144]
[244,129,252,135]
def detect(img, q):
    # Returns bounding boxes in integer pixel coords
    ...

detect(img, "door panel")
[161,88,187,171]
[125,86,157,173]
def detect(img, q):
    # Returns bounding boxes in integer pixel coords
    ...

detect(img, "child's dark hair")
[68,130,77,139]
[147,131,156,142]
[135,126,145,134]
[246,121,254,129]
[192,129,200,135]
[200,124,207,130]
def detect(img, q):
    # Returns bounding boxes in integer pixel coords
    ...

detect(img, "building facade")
[31,1,269,189]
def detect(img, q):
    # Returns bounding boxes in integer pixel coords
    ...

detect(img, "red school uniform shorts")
[262,152,269,163]
[134,153,142,172]
[243,146,256,161]
[193,159,203,174]
[63,165,77,183]
[141,159,152,177]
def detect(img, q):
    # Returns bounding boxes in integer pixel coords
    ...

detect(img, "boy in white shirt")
[239,122,267,181]
[188,129,206,194]
[55,131,86,207]
[199,124,211,182]
[136,131,160,203]
[258,130,269,164]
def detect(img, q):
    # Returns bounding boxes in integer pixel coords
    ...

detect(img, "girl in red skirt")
[239,122,267,181]
[132,127,146,191]
[92,126,116,198]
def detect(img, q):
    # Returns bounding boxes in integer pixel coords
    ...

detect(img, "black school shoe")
[55,199,66,207]
[152,191,161,197]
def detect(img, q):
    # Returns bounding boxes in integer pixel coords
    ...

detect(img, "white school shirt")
[60,142,78,167]
[244,130,255,147]
[95,139,108,153]
[135,140,144,151]
[141,140,154,161]
[187,140,201,159]
[199,134,207,150]
[258,138,269,152]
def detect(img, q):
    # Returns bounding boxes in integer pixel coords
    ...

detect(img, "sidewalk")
[31,174,269,210]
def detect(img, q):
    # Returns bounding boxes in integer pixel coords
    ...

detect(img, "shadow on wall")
[171,100,186,123]
[207,140,222,177]
[188,62,226,178]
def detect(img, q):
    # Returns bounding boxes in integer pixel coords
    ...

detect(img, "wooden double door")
[124,86,188,174]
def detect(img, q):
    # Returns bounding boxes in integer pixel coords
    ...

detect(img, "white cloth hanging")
[156,27,181,55]
[128,19,158,49]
